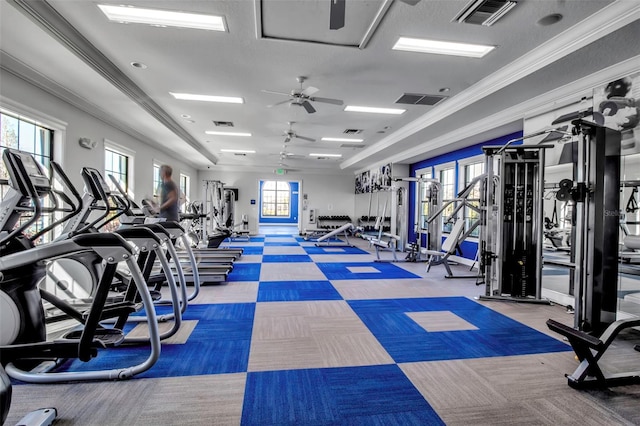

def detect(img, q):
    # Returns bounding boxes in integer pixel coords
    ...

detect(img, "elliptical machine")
[0,148,161,383]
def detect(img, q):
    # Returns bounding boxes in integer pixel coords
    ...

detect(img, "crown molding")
[0,51,206,170]
[7,0,217,165]
[384,55,640,165]
[341,0,640,169]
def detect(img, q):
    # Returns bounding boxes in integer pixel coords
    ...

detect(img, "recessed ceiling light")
[97,4,227,32]
[309,153,342,158]
[321,137,364,143]
[220,149,255,153]
[184,119,195,123]
[205,131,251,137]
[537,13,563,26]
[392,37,495,58]
[439,87,450,93]
[170,92,243,104]
[181,114,191,119]
[344,106,406,115]
[130,61,147,69]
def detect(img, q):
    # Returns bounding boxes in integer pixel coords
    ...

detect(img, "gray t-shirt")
[160,180,179,222]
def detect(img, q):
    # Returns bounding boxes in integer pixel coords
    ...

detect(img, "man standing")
[159,164,179,222]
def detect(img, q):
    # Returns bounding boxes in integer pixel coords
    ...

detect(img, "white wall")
[0,69,198,200]
[197,169,355,234]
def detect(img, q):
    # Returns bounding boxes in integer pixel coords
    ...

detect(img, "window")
[105,147,129,193]
[438,166,456,233]
[462,161,484,237]
[262,181,290,217]
[0,111,54,242]
[104,144,133,232]
[179,173,190,213]
[416,169,433,232]
[153,163,161,198]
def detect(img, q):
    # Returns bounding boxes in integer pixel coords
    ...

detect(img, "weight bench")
[423,220,476,278]
[372,233,401,262]
[547,318,640,389]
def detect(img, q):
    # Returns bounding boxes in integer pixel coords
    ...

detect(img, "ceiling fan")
[282,122,315,143]
[263,76,343,114]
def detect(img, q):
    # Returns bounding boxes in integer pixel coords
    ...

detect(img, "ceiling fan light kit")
[263,77,344,114]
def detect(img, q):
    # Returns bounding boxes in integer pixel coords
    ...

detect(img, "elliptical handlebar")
[73,168,114,235]
[30,161,84,241]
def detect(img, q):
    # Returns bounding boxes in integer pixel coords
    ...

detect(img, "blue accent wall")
[408,131,523,259]
[259,181,299,224]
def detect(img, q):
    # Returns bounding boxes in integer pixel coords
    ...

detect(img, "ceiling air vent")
[453,0,517,26]
[343,129,363,135]
[341,144,365,149]
[213,121,234,127]
[396,93,447,106]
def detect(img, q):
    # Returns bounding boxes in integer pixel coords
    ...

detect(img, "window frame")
[104,139,135,196]
[261,180,291,217]
[179,172,190,213]
[414,166,434,232]
[0,105,61,243]
[458,155,485,239]
[434,161,457,234]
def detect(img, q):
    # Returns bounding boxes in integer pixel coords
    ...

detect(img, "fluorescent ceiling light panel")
[220,149,255,153]
[392,37,495,58]
[321,137,364,142]
[205,131,252,137]
[170,92,243,104]
[309,153,342,157]
[344,106,406,115]
[97,5,226,31]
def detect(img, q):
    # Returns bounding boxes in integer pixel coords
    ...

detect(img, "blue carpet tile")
[262,254,312,263]
[226,263,262,281]
[317,262,420,280]
[241,364,444,426]
[264,242,300,246]
[303,246,369,255]
[58,303,255,378]
[257,280,343,302]
[348,297,571,363]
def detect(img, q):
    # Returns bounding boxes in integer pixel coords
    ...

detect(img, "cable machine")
[567,120,622,333]
[203,180,243,247]
[480,139,551,303]
[544,122,640,389]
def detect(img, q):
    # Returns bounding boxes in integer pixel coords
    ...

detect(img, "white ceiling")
[1,0,639,174]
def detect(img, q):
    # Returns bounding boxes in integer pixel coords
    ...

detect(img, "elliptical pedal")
[64,327,125,347]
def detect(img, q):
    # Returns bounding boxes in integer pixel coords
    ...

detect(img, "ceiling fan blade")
[296,135,316,142]
[310,96,343,106]
[261,89,291,96]
[267,99,292,108]
[301,86,320,97]
[301,100,316,114]
[329,0,345,30]
[398,0,421,5]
